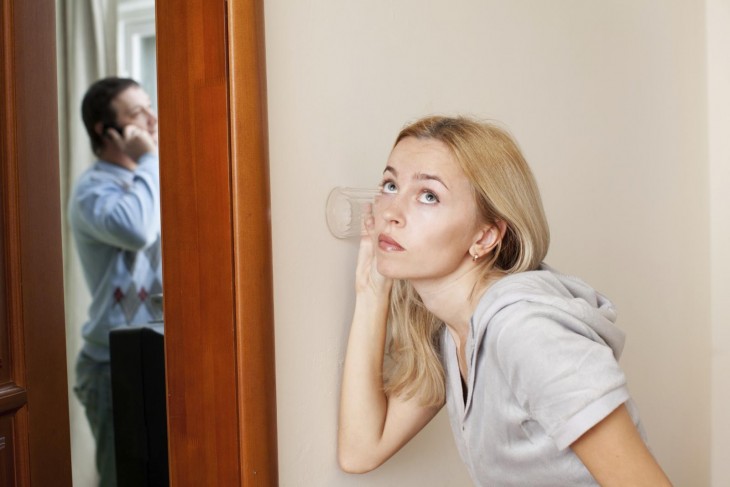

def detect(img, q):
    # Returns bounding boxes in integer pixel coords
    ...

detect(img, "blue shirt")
[69,153,163,361]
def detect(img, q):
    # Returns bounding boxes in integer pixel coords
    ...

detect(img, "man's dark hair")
[81,77,139,155]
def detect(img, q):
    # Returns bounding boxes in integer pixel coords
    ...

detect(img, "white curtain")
[56,1,117,485]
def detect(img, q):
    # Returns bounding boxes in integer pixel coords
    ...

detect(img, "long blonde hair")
[384,116,550,406]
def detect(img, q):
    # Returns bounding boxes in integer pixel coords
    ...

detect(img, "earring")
[472,252,479,262]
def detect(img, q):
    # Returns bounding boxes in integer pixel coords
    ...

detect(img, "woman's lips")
[378,234,405,251]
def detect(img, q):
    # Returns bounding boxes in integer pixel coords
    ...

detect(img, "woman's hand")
[338,204,439,473]
[355,203,392,298]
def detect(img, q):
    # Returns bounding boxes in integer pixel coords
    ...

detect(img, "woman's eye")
[381,181,397,193]
[418,191,439,204]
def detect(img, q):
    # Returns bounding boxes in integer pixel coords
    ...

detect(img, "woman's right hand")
[340,204,439,474]
[355,203,392,298]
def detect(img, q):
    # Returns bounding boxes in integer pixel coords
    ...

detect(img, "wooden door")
[1,0,277,484]
[157,0,279,485]
[0,0,73,485]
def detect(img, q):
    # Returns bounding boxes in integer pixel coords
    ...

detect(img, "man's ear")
[470,220,507,258]
[94,121,105,137]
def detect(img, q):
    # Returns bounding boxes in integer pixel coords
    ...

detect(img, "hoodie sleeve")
[494,301,630,450]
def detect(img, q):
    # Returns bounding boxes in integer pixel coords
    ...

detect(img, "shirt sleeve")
[494,302,629,450]
[73,153,160,251]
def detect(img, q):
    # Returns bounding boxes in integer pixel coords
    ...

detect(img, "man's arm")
[74,153,160,250]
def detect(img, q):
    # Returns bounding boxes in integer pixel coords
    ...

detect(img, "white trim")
[116,0,155,80]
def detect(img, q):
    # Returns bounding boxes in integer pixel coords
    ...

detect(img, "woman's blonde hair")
[384,116,550,406]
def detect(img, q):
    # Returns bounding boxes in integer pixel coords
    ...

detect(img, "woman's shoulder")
[474,265,596,321]
[472,264,624,359]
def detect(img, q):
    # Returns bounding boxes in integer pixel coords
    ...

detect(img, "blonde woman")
[338,116,672,486]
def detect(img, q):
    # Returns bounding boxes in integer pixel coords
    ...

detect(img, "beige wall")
[708,0,730,485]
[264,1,714,485]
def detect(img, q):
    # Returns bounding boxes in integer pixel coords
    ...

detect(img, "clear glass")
[325,187,380,239]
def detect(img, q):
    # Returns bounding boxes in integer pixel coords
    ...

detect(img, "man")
[70,77,162,487]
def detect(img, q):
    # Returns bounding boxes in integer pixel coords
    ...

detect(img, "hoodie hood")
[469,263,625,361]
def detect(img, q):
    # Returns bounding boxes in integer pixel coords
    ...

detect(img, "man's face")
[111,86,158,145]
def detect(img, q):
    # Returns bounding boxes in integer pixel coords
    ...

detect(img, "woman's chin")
[376,262,406,281]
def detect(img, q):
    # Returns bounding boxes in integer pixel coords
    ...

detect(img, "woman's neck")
[411,262,505,343]
[411,261,494,341]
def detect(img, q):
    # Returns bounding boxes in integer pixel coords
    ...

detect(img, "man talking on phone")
[69,77,162,487]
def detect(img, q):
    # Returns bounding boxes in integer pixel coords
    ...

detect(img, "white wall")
[264,1,712,485]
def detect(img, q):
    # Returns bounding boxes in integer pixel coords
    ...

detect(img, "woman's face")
[373,136,485,283]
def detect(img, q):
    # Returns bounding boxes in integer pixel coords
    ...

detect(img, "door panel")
[0,0,72,485]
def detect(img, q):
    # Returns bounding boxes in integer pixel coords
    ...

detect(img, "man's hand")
[106,125,157,161]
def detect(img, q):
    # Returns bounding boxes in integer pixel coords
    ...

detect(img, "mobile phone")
[103,122,124,137]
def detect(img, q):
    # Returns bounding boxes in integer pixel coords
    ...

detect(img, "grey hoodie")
[441,264,645,486]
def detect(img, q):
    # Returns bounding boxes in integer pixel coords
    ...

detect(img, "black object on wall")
[110,326,169,486]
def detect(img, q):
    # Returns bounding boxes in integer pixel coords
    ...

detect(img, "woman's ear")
[470,221,507,259]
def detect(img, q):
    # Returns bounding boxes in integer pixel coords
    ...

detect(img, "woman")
[338,116,672,486]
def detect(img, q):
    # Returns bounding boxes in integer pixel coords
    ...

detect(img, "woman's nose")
[378,195,404,225]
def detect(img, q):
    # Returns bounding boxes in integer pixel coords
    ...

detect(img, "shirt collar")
[95,160,136,182]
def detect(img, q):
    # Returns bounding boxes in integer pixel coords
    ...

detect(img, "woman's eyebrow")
[415,173,449,190]
[382,166,449,189]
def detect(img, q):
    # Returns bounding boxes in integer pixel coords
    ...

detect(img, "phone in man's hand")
[103,122,124,137]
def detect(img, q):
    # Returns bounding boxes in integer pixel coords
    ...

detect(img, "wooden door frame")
[0,0,73,485]
[3,0,278,485]
[156,0,278,484]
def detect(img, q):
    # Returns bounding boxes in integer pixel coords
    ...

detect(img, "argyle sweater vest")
[70,155,163,362]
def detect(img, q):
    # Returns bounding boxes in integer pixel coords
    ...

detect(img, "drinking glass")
[325,187,380,239]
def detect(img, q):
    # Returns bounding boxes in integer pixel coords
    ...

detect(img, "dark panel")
[0,181,7,386]
[0,415,16,487]
[110,327,169,487]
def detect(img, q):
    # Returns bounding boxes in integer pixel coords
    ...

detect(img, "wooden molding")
[228,0,279,484]
[157,0,278,484]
